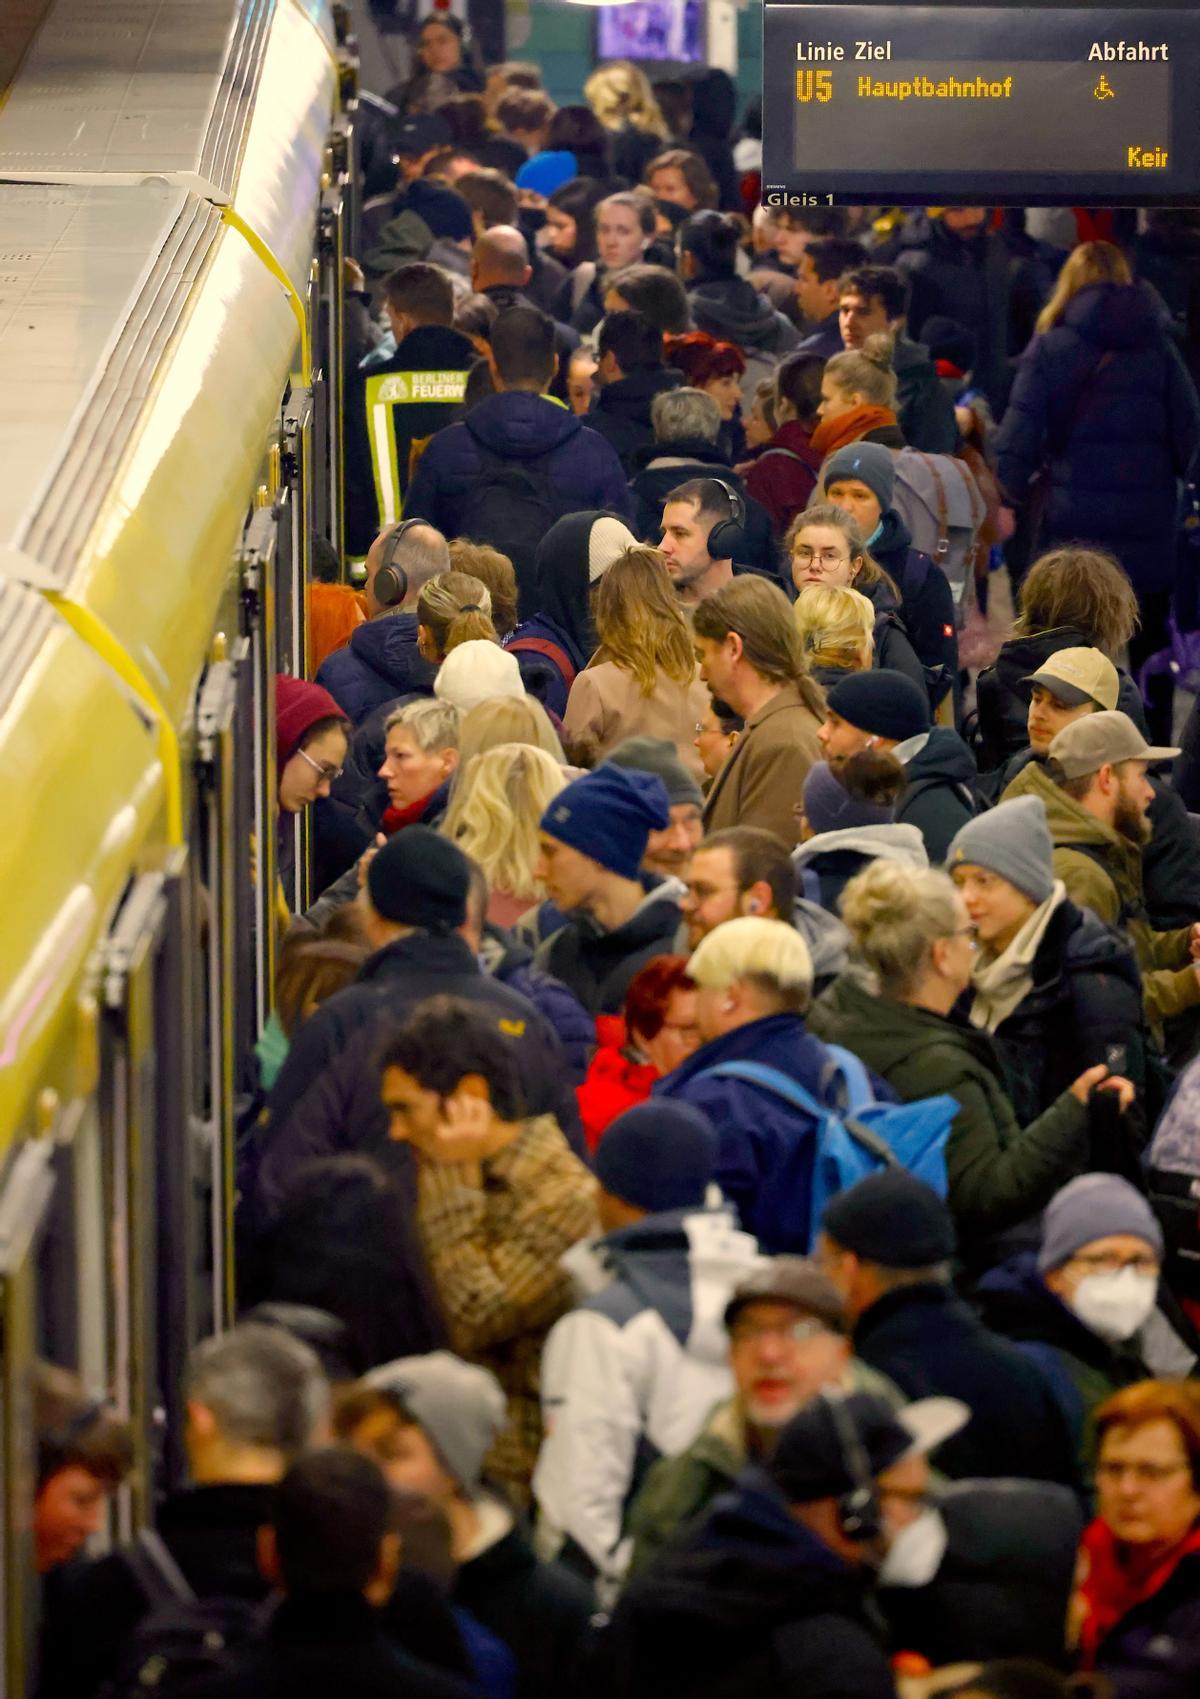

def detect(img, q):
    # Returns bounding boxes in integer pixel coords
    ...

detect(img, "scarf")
[809,405,899,460]
[968,881,1066,1033]
[382,791,437,835]
[1072,1514,1200,1667]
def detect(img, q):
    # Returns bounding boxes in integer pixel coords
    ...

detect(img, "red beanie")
[274,674,347,777]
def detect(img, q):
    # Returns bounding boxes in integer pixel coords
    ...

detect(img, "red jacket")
[577,1039,659,1152]
[744,420,822,536]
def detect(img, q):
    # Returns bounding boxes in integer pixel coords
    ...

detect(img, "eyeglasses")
[1069,1252,1161,1277]
[684,881,743,903]
[793,548,851,569]
[1096,1461,1190,1487]
[729,1318,833,1346]
[295,746,344,784]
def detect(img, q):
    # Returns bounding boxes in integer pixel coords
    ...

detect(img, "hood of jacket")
[903,727,978,786]
[794,823,930,872]
[465,390,582,460]
[569,1206,760,1360]
[595,366,684,422]
[344,612,437,695]
[976,1252,1134,1372]
[793,897,851,981]
[568,873,686,945]
[1062,279,1164,352]
[532,509,628,659]
[688,68,737,139]
[688,277,785,352]
[1003,759,1144,901]
[635,437,731,474]
[991,625,1095,699]
[869,506,915,567]
[392,321,478,371]
[812,970,997,1081]
[644,1469,860,1633]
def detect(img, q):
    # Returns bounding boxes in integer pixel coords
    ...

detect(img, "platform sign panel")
[762,3,1200,205]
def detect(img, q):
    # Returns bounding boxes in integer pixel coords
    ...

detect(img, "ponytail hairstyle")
[824,334,897,409]
[692,576,826,720]
[678,210,742,282]
[417,572,498,660]
[792,584,875,672]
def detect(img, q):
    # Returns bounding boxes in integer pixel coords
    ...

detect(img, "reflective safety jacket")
[344,323,477,555]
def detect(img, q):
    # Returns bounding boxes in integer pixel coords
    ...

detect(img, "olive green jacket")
[807,973,1089,1240]
[623,1360,900,1579]
[1003,760,1200,1035]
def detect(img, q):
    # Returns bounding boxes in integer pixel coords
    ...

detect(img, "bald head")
[364,522,451,617]
[472,225,532,292]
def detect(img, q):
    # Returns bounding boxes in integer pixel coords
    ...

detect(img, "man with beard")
[607,738,704,881]
[1006,711,1200,1041]
[622,1260,901,1576]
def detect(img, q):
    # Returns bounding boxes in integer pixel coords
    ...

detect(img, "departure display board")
[762,3,1200,205]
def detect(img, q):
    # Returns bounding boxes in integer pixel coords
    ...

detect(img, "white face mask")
[878,1505,948,1589]
[1070,1269,1158,1343]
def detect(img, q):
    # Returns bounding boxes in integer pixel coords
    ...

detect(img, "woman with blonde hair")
[562,545,709,773]
[788,504,927,696]
[809,336,905,458]
[415,571,498,664]
[808,858,1133,1259]
[585,60,668,186]
[441,742,567,929]
[455,694,565,776]
[995,239,1200,741]
[447,541,518,637]
[792,583,875,685]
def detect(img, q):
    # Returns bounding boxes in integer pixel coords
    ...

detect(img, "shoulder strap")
[823,1044,875,1113]
[120,1529,198,1608]
[700,1061,826,1119]
[571,262,597,314]
[700,1061,898,1168]
[507,635,578,687]
[1049,350,1117,455]
[914,451,951,556]
[756,446,805,464]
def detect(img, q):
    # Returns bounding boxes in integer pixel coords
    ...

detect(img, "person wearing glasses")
[788,504,928,699]
[1070,1379,1200,1698]
[979,1175,1159,1477]
[274,675,352,901]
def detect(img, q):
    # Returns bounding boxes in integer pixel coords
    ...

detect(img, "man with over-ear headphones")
[658,478,741,609]
[599,1388,965,1699]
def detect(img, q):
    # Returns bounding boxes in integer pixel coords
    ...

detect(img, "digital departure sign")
[762,3,1200,205]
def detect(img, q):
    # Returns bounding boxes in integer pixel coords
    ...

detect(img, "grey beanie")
[946,796,1054,904]
[366,1352,506,1495]
[608,735,704,809]
[1038,1173,1165,1274]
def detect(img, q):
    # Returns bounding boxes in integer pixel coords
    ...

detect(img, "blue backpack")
[699,1045,956,1245]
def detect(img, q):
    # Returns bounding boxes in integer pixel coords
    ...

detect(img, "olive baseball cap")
[1048,710,1179,780]
[1023,647,1119,711]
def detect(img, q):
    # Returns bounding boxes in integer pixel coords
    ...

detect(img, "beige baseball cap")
[1023,647,1120,711]
[1048,710,1180,780]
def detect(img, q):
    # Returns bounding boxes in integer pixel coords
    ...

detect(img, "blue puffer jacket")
[654,1012,853,1254]
[403,391,634,540]
[480,924,595,1088]
[994,281,1200,592]
[315,613,436,726]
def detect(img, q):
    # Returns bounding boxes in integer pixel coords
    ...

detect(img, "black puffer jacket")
[869,509,960,687]
[878,1477,1084,1665]
[587,367,685,474]
[974,623,1148,772]
[972,896,1149,1130]
[898,728,979,863]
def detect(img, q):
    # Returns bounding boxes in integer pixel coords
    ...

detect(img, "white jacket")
[533,1206,760,1581]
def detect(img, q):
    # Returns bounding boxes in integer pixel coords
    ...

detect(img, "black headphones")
[705,478,746,562]
[821,1391,884,1545]
[374,518,422,608]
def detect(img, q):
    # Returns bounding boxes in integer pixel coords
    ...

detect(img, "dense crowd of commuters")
[33,30,1200,1699]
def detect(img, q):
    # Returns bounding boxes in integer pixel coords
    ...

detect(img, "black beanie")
[366,827,469,934]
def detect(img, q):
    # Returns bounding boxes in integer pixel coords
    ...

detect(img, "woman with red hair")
[577,955,700,1150]
[1070,1379,1200,1697]
[665,331,747,460]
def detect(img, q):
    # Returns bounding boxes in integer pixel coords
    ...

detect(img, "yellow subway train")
[0,2,351,1688]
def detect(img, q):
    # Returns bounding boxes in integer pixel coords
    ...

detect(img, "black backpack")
[459,450,571,618]
[101,1530,269,1698]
